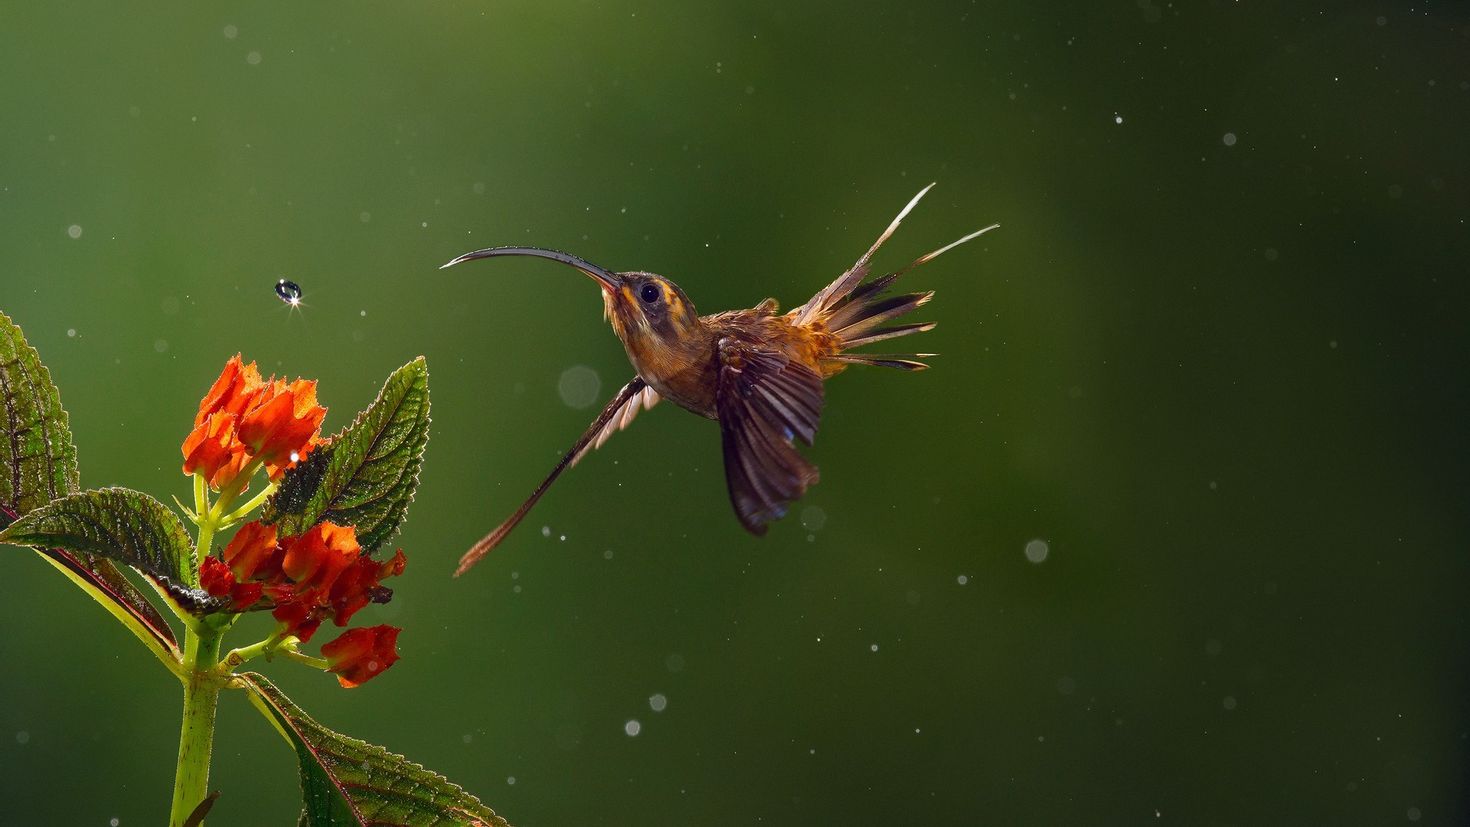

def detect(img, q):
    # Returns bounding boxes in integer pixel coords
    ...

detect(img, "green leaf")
[241,672,511,827]
[0,311,79,514]
[0,487,196,586]
[266,358,429,552]
[0,311,178,655]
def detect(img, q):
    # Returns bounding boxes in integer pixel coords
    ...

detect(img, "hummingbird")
[443,184,997,576]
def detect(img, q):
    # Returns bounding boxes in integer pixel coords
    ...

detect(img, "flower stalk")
[169,620,227,827]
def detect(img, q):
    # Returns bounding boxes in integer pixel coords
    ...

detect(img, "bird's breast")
[620,337,719,418]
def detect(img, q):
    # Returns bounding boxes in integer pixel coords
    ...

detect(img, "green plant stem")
[210,459,262,520]
[193,472,207,521]
[279,643,330,671]
[218,631,286,672]
[220,481,277,527]
[192,521,216,586]
[169,623,226,827]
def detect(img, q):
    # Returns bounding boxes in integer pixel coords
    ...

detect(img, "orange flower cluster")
[181,355,327,490]
[207,520,406,687]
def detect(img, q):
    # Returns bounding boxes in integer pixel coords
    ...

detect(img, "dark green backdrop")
[1,2,1465,825]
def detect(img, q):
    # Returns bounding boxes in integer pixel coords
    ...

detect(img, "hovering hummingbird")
[443,184,997,576]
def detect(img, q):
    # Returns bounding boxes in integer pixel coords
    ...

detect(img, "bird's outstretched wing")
[715,338,824,534]
[455,376,653,576]
[570,382,660,468]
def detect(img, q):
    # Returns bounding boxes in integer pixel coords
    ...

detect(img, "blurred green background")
[1,1,1466,824]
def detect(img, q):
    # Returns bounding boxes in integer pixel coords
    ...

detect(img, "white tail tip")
[912,222,1000,266]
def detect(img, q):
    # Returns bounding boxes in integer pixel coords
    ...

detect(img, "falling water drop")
[275,279,303,305]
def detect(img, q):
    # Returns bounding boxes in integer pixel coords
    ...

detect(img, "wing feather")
[574,383,660,466]
[715,340,824,534]
[456,376,650,576]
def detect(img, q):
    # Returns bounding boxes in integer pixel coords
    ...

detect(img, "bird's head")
[441,247,701,351]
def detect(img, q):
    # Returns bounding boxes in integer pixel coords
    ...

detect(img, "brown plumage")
[443,184,997,575]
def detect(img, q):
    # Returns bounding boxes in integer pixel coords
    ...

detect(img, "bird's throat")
[618,319,720,417]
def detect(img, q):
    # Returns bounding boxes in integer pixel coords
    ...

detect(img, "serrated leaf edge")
[240,671,509,827]
[0,486,198,585]
[266,357,429,552]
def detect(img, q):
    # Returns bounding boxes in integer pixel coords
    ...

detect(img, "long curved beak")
[440,246,621,293]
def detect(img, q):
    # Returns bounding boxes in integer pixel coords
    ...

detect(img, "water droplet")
[558,365,601,409]
[1024,538,1050,564]
[649,693,668,712]
[15,730,29,744]
[799,505,827,532]
[275,279,302,305]
[246,50,262,65]
[66,328,76,338]
[541,525,552,537]
[1113,114,1123,124]
[153,338,170,353]
[869,643,879,652]
[624,719,642,737]
[1222,132,1237,147]
[1407,806,1421,822]
[66,224,82,239]
[1264,247,1279,261]
[1222,695,1238,710]
[506,776,516,785]
[956,574,969,585]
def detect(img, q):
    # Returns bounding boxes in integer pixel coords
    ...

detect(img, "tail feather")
[793,183,937,327]
[845,272,901,305]
[827,290,933,334]
[823,353,934,371]
[838,321,936,349]
[794,184,997,372]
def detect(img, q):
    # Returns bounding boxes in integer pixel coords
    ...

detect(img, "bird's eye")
[640,283,660,304]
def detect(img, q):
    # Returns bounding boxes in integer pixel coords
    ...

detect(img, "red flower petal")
[272,594,325,642]
[329,549,407,627]
[221,521,283,583]
[238,378,326,475]
[321,625,400,688]
[195,354,265,426]
[281,522,358,593]
[181,412,249,490]
[199,556,264,612]
[199,556,235,596]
